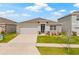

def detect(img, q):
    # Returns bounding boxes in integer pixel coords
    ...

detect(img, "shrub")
[51,32,54,36]
[72,31,77,36]
[38,31,41,35]
[46,31,50,36]
[1,31,5,35]
[59,32,66,35]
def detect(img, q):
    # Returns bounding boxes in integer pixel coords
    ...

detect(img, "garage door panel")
[20,28,38,34]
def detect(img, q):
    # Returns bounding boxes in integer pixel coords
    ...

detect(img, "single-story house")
[17,17,62,35]
[0,17,17,34]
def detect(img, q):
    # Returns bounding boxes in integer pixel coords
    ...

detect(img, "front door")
[41,24,45,33]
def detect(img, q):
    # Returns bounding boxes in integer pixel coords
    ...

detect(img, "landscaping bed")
[37,35,79,44]
[37,47,79,55]
[0,32,17,43]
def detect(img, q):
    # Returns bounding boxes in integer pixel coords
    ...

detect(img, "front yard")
[37,47,79,55]
[37,35,79,44]
[0,32,17,43]
[37,35,79,55]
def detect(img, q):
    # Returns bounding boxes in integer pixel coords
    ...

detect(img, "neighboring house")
[0,17,17,34]
[58,11,79,36]
[17,17,62,35]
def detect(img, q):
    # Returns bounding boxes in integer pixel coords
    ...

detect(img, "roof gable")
[0,17,16,24]
[21,17,57,23]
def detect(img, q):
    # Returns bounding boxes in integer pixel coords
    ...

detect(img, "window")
[54,25,56,30]
[75,27,79,29]
[50,25,53,30]
[77,15,79,20]
[77,18,79,20]
[50,25,56,30]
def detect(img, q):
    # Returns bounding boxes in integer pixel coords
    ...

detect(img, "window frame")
[50,25,56,30]
[76,15,79,21]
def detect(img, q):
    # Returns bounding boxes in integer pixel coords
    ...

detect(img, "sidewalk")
[0,43,39,55]
[37,43,79,48]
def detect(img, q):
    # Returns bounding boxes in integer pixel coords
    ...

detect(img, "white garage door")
[20,28,38,34]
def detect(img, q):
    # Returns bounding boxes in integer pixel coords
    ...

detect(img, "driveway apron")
[0,34,40,55]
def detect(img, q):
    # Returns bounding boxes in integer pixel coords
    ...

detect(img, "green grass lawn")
[37,47,79,55]
[37,35,79,44]
[0,32,17,43]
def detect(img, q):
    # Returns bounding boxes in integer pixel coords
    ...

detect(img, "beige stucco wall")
[6,24,16,33]
[56,25,62,32]
[0,24,16,34]
[0,17,17,34]
[17,19,62,34]
[0,24,6,33]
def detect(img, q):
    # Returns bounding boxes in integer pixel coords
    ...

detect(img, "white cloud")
[6,10,15,13]
[25,5,42,12]
[35,2,53,11]
[35,2,48,7]
[0,10,15,15]
[70,10,77,13]
[45,7,53,11]
[0,10,31,19]
[25,2,53,12]
[0,13,18,17]
[20,13,31,16]
[53,12,63,17]
[73,3,79,8]
[50,9,66,19]
[59,9,66,12]
[51,11,65,19]
[0,13,31,17]
[0,11,5,14]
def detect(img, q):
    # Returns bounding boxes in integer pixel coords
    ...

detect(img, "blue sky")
[0,3,79,22]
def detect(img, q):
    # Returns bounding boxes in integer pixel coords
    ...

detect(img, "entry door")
[41,24,45,33]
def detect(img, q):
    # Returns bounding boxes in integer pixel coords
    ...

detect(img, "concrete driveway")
[0,34,40,55]
[9,34,37,43]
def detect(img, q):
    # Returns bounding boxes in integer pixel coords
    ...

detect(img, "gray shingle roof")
[20,17,57,23]
[19,17,62,25]
[0,17,16,24]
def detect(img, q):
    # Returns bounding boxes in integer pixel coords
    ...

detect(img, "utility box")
[0,34,3,40]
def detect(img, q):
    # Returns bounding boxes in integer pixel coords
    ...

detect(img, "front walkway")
[37,43,79,48]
